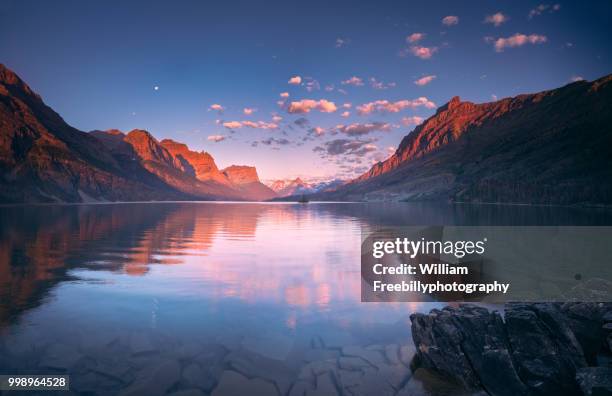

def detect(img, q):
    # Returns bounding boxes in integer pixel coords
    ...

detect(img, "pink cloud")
[207,135,225,142]
[414,75,436,86]
[401,116,424,126]
[280,92,289,98]
[341,76,364,86]
[493,33,547,52]
[529,4,560,19]
[209,104,225,112]
[312,127,325,136]
[409,46,438,59]
[223,121,279,130]
[406,33,425,43]
[287,99,338,114]
[442,15,459,26]
[272,115,283,122]
[243,107,256,115]
[341,111,350,118]
[356,97,436,115]
[484,12,509,27]
[288,76,302,85]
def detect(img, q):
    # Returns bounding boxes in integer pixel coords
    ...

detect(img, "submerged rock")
[410,302,612,396]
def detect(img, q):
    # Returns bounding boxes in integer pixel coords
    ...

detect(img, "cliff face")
[0,64,275,203]
[222,166,277,200]
[317,75,612,205]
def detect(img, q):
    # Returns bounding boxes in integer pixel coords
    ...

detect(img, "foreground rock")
[410,302,612,396]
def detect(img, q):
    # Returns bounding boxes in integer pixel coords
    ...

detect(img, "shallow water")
[1,202,610,395]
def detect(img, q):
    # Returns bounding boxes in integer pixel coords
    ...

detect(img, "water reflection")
[0,202,610,395]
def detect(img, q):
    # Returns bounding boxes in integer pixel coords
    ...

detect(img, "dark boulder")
[576,367,612,396]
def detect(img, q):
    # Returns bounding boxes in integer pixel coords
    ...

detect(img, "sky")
[1,0,611,181]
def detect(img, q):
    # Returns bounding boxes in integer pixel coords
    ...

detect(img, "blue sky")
[1,0,611,180]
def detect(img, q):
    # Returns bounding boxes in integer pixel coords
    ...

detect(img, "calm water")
[1,202,611,395]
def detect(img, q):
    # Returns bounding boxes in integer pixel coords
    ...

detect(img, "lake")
[1,202,611,395]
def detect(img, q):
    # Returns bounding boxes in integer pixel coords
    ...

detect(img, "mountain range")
[0,64,275,203]
[266,177,345,197]
[308,74,612,205]
[2,63,612,205]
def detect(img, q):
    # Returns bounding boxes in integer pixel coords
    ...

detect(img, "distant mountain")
[267,177,345,197]
[221,166,277,200]
[0,64,275,203]
[313,75,612,205]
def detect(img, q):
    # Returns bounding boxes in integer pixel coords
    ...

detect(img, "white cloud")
[288,76,302,85]
[570,75,584,82]
[528,4,561,19]
[370,78,396,90]
[222,121,279,130]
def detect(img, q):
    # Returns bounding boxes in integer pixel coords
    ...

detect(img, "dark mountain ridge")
[311,74,612,205]
[0,64,275,203]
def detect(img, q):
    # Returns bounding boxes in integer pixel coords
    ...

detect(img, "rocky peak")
[222,165,260,185]
[124,129,178,167]
[160,139,228,184]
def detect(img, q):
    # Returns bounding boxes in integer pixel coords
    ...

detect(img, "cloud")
[287,99,338,114]
[207,135,225,142]
[324,84,335,92]
[315,138,378,156]
[492,33,547,52]
[335,38,350,48]
[356,97,436,115]
[442,15,459,26]
[484,12,509,27]
[243,107,256,115]
[343,103,352,109]
[310,127,325,136]
[303,77,320,92]
[280,92,289,98]
[387,146,396,155]
[369,78,396,90]
[209,104,225,112]
[414,75,436,86]
[528,4,560,19]
[407,33,425,43]
[341,111,350,118]
[341,76,364,86]
[401,116,424,126]
[223,120,279,130]
[294,117,310,128]
[272,115,283,122]
[259,137,290,146]
[288,76,302,85]
[408,46,438,59]
[336,122,392,136]
[570,75,584,82]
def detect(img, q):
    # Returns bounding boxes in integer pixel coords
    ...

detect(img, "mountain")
[268,177,345,197]
[221,166,277,200]
[0,64,275,203]
[313,75,612,205]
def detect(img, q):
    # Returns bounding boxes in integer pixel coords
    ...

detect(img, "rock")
[399,344,416,367]
[410,305,529,396]
[168,390,206,396]
[576,367,612,396]
[341,346,386,368]
[307,372,338,396]
[129,331,158,355]
[118,359,180,396]
[224,350,295,395]
[505,303,586,395]
[561,302,612,364]
[211,370,278,396]
[242,332,294,361]
[40,343,83,370]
